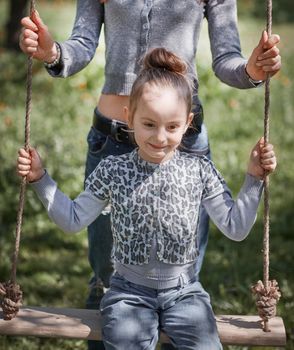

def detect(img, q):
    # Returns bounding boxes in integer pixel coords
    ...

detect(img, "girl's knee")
[101,293,159,349]
[102,318,159,349]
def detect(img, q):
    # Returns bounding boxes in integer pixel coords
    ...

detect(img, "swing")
[0,0,287,347]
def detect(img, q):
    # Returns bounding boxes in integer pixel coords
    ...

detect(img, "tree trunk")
[5,0,29,51]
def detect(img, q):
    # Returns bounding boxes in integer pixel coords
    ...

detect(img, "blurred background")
[0,0,293,349]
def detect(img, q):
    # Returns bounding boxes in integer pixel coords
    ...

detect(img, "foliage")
[0,2,294,350]
[237,0,294,23]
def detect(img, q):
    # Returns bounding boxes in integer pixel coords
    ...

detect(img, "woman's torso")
[61,0,245,121]
[98,0,206,121]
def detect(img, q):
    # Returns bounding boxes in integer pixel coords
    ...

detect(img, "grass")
[0,2,293,349]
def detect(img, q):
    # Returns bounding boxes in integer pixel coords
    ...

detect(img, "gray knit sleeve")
[203,173,264,241]
[47,0,104,78]
[206,0,259,89]
[30,171,108,234]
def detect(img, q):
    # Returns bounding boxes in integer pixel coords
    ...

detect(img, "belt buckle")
[114,127,124,142]
[111,121,127,143]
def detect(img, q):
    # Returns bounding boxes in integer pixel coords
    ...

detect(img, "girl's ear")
[124,106,133,128]
[184,112,194,132]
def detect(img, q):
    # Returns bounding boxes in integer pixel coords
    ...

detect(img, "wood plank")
[215,315,286,347]
[0,307,287,347]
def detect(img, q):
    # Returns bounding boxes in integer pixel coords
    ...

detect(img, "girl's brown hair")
[129,48,193,122]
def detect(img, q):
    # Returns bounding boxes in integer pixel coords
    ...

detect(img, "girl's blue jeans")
[100,273,222,350]
[85,112,210,350]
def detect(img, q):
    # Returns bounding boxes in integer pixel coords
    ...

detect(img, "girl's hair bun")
[143,47,187,75]
[129,47,192,121]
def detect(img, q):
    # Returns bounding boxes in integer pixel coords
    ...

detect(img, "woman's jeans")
[100,273,222,350]
[85,115,210,350]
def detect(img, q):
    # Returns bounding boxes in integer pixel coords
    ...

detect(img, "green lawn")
[0,2,293,349]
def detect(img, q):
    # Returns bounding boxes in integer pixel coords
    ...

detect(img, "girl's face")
[127,83,193,164]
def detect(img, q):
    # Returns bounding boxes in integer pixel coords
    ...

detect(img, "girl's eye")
[144,123,155,128]
[168,124,179,131]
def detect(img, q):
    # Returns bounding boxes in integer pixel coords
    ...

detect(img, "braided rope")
[0,0,36,320]
[263,0,272,292]
[251,0,281,332]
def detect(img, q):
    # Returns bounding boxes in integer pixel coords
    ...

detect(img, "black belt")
[93,108,134,144]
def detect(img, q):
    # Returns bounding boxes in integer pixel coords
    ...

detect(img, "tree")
[5,0,29,51]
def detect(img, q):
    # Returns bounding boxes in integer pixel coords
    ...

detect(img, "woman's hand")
[19,10,57,63]
[17,147,45,182]
[247,137,277,179]
[246,31,281,81]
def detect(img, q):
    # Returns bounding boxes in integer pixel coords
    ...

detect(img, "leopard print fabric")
[85,149,226,265]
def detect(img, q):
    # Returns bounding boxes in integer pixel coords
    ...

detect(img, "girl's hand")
[19,10,57,63]
[247,137,277,179]
[17,147,45,182]
[246,31,281,81]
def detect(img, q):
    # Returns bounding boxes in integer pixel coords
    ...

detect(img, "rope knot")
[251,279,281,331]
[0,281,23,320]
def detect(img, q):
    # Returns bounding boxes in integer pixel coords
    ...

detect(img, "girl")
[17,48,277,350]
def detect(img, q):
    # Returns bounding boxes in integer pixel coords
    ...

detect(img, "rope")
[264,0,272,292]
[0,0,36,320]
[251,0,281,332]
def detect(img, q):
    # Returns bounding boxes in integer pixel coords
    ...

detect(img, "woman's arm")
[49,0,104,77]
[206,0,280,88]
[19,0,104,78]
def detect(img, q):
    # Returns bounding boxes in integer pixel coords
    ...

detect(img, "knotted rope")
[0,0,36,320]
[251,0,281,332]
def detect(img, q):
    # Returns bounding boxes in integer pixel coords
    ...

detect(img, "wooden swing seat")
[0,306,286,347]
